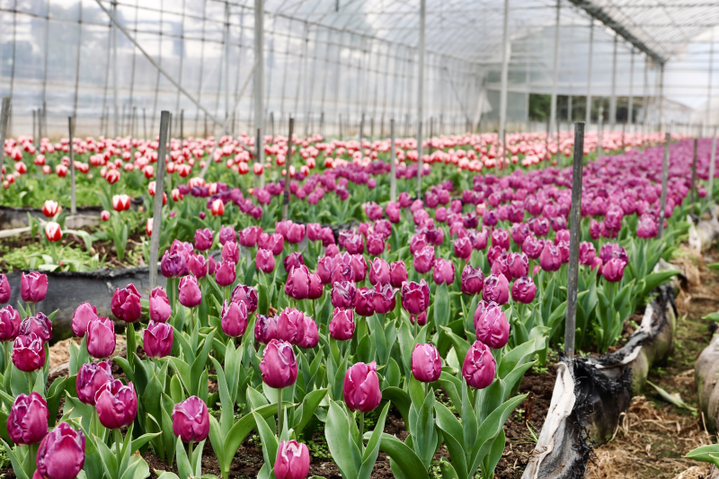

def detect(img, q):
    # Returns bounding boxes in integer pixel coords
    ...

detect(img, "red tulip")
[211,199,225,216]
[42,200,61,218]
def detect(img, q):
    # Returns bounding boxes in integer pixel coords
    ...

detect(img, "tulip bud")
[0,305,21,341]
[21,272,48,303]
[283,252,305,273]
[482,274,509,305]
[413,246,435,274]
[256,248,276,273]
[178,275,202,308]
[389,262,408,288]
[0,273,10,304]
[211,199,225,216]
[350,254,367,282]
[285,265,311,300]
[411,343,442,383]
[111,284,142,322]
[277,308,306,345]
[221,300,248,338]
[255,314,279,344]
[401,279,430,315]
[12,333,46,372]
[369,258,390,286]
[72,303,97,337]
[42,200,61,218]
[231,284,258,313]
[143,321,173,358]
[432,258,455,285]
[602,258,626,282]
[579,241,597,266]
[317,256,334,284]
[475,302,510,349]
[366,233,385,256]
[172,396,210,443]
[274,440,311,479]
[101,210,111,221]
[95,380,138,429]
[222,241,240,264]
[354,287,376,317]
[461,265,484,296]
[453,237,472,260]
[343,361,382,412]
[194,228,214,251]
[512,276,537,304]
[7,392,49,445]
[329,308,355,341]
[331,281,356,309]
[44,221,62,242]
[86,316,116,359]
[148,287,172,323]
[259,339,298,389]
[215,260,237,287]
[20,313,52,343]
[462,340,496,389]
[297,314,319,349]
[76,361,113,405]
[372,283,397,315]
[36,422,85,479]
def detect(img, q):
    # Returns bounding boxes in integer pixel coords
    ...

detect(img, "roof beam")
[568,0,667,65]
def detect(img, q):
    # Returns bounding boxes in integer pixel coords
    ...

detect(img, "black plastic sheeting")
[5,267,164,344]
[531,285,675,479]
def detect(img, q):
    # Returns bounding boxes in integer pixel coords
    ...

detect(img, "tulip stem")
[4,342,9,372]
[26,372,34,394]
[358,412,364,445]
[114,428,123,454]
[277,388,283,435]
[188,441,194,466]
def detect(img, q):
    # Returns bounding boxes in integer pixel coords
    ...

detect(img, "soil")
[585,244,719,479]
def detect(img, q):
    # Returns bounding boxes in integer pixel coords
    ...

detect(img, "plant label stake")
[282,118,294,220]
[565,121,585,359]
[658,132,670,239]
[710,126,717,204]
[68,117,77,215]
[0,97,10,184]
[691,137,698,206]
[390,118,396,202]
[149,111,171,291]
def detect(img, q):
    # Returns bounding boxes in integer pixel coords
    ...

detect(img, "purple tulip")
[331,281,357,309]
[215,260,237,287]
[35,422,85,479]
[579,241,596,266]
[160,247,189,278]
[20,313,52,343]
[482,274,509,305]
[475,302,510,348]
[111,284,142,323]
[178,275,202,308]
[369,258,390,286]
[506,252,529,280]
[539,243,562,272]
[461,265,485,296]
[410,234,428,255]
[149,287,172,323]
[13,334,46,372]
[453,237,472,260]
[512,277,537,304]
[297,314,318,349]
[350,255,367,282]
[86,316,116,359]
[589,219,601,240]
[0,274,10,304]
[188,253,208,278]
[372,283,397,314]
[462,340,496,389]
[317,256,334,284]
[76,361,113,405]
[286,223,306,244]
[256,248,276,273]
[7,392,49,445]
[0,305,21,341]
[343,361,382,412]
[239,226,261,248]
[260,339,298,389]
[219,225,236,245]
[222,241,240,265]
[491,229,511,250]
[95,380,138,429]
[602,258,626,282]
[511,223,530,245]
[284,252,305,273]
[329,308,355,341]
[401,279,430,315]
[231,284,258,312]
[426,227,444,246]
[172,396,210,443]
[255,314,279,344]
[21,272,48,303]
[277,308,306,345]
[308,274,324,300]
[194,228,214,251]
[285,265,311,300]
[469,228,489,251]
[354,287,376,317]
[413,246,435,274]
[221,300,248,338]
[389,261,408,288]
[366,233,385,256]
[274,440,311,479]
[143,321,173,358]
[411,343,442,383]
[432,258,455,285]
[522,235,543,260]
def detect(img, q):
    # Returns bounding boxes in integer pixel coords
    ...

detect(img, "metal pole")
[282,118,294,220]
[710,127,717,203]
[628,50,635,126]
[255,0,264,186]
[180,110,184,142]
[609,36,618,130]
[112,0,119,138]
[586,20,594,126]
[149,111,170,290]
[597,105,604,158]
[68,117,77,215]
[32,110,36,147]
[0,98,10,183]
[658,64,665,132]
[565,121,585,359]
[658,132,670,238]
[416,0,426,199]
[549,0,560,140]
[359,113,364,151]
[708,34,714,134]
[544,116,550,166]
[498,0,510,175]
[691,138,698,205]
[143,108,147,140]
[390,118,396,202]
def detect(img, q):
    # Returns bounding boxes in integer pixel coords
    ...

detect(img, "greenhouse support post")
[180,110,184,141]
[549,0,560,139]
[149,111,170,291]
[658,133,670,239]
[32,110,36,147]
[710,127,717,202]
[597,106,604,158]
[255,0,264,187]
[565,121,585,359]
[628,50,635,125]
[586,20,594,127]
[390,119,396,202]
[416,0,426,199]
[282,118,294,220]
[691,138,698,205]
[610,36,618,129]
[69,117,77,215]
[0,97,10,181]
[498,0,510,169]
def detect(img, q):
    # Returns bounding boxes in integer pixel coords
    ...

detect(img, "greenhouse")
[2,0,719,478]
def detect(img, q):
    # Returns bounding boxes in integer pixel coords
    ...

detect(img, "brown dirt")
[585,245,719,479]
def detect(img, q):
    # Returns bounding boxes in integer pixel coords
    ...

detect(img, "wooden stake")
[0,98,10,184]
[282,118,294,220]
[149,111,170,290]
[658,133,670,238]
[565,122,585,359]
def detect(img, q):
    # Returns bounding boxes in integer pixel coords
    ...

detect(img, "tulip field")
[0,126,712,479]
